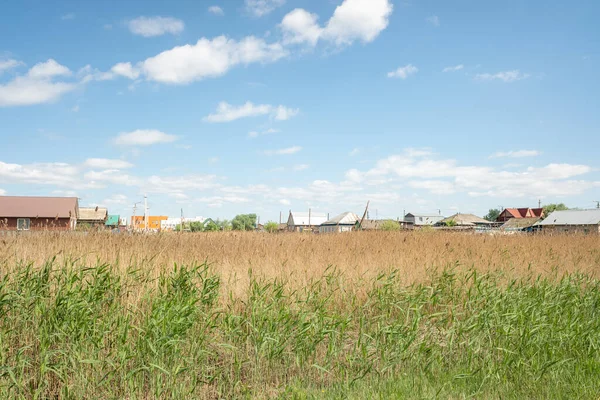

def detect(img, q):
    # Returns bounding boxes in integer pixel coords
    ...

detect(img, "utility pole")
[132,201,141,231]
[279,211,282,224]
[594,201,600,209]
[144,194,149,233]
[538,199,541,208]
[181,208,184,233]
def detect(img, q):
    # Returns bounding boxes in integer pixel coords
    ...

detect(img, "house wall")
[542,225,600,235]
[405,215,444,226]
[131,216,168,231]
[318,225,354,233]
[0,217,74,231]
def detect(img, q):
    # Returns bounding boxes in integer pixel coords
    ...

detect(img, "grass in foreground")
[0,259,599,399]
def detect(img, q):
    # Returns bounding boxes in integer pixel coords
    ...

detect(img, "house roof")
[501,208,544,219]
[322,212,359,226]
[0,196,78,219]
[105,215,120,226]
[501,217,540,230]
[79,207,108,221]
[360,219,402,230]
[439,213,492,226]
[537,210,600,226]
[288,211,328,226]
[405,213,442,218]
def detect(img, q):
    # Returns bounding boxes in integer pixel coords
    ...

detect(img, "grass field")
[0,231,599,398]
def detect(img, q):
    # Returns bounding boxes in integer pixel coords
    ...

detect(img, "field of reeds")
[0,231,599,398]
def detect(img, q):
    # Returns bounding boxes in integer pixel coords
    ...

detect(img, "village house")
[287,211,328,232]
[403,213,444,227]
[131,215,168,231]
[78,207,108,229]
[536,209,600,234]
[437,213,493,228]
[499,217,541,233]
[496,208,544,222]
[0,196,79,231]
[105,215,121,230]
[319,212,359,233]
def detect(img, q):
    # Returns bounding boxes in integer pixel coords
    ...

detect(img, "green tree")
[231,214,257,231]
[264,221,279,233]
[189,221,204,232]
[204,220,219,232]
[445,219,457,227]
[484,208,501,222]
[218,219,232,231]
[380,220,401,231]
[543,203,568,218]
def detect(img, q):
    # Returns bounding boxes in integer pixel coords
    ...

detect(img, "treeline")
[175,214,279,233]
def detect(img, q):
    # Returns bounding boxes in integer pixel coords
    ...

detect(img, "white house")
[403,213,444,226]
[319,212,359,233]
[161,216,205,231]
[287,211,328,232]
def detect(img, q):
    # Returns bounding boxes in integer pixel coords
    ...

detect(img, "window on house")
[17,218,30,231]
[419,217,423,222]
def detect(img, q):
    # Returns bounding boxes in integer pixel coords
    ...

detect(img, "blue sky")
[1,0,599,222]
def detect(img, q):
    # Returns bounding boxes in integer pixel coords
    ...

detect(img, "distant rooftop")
[537,209,600,226]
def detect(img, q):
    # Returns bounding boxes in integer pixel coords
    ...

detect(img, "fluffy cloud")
[103,194,129,205]
[490,150,541,159]
[84,158,134,169]
[0,59,76,107]
[208,6,224,16]
[280,0,393,47]
[443,64,464,72]
[0,59,24,73]
[0,161,79,186]
[204,102,299,122]
[140,36,288,84]
[348,149,598,198]
[387,64,418,79]
[293,164,309,171]
[128,16,185,37]
[84,170,140,186]
[113,129,178,146]
[264,146,302,155]
[280,9,323,46]
[246,0,286,17]
[248,128,280,138]
[475,70,530,83]
[111,62,140,79]
[426,15,440,27]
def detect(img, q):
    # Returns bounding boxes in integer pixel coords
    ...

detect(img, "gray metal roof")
[321,212,359,226]
[537,210,600,226]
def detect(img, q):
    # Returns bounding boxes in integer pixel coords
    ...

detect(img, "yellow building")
[131,215,168,231]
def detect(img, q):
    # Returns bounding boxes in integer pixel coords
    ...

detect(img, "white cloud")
[111,62,140,79]
[113,129,178,146]
[104,194,128,205]
[264,146,302,155]
[84,169,140,186]
[349,148,360,156]
[0,188,6,196]
[387,64,418,79]
[140,36,288,84]
[347,149,597,199]
[71,105,79,112]
[248,128,280,138]
[0,161,79,186]
[0,59,76,107]
[293,164,309,171]
[475,70,530,83]
[323,0,393,46]
[128,16,185,37]
[443,64,464,72]
[490,150,541,159]
[28,59,72,79]
[204,102,299,122]
[280,9,323,46]
[61,13,75,20]
[246,0,286,17]
[280,0,393,48]
[0,59,24,73]
[279,199,291,205]
[208,6,224,16]
[208,157,219,164]
[426,15,440,27]
[274,105,299,120]
[84,158,134,169]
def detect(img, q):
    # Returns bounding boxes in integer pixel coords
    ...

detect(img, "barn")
[0,196,79,231]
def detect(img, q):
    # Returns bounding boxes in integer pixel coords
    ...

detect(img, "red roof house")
[497,208,544,222]
[0,196,79,231]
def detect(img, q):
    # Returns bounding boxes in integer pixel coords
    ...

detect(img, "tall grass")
[0,252,599,398]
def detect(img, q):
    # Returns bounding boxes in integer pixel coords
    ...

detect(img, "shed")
[319,212,359,233]
[500,217,541,232]
[404,213,444,226]
[535,210,600,234]
[438,213,493,227]
[105,215,120,228]
[79,207,108,227]
[0,196,79,231]
[287,211,327,232]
